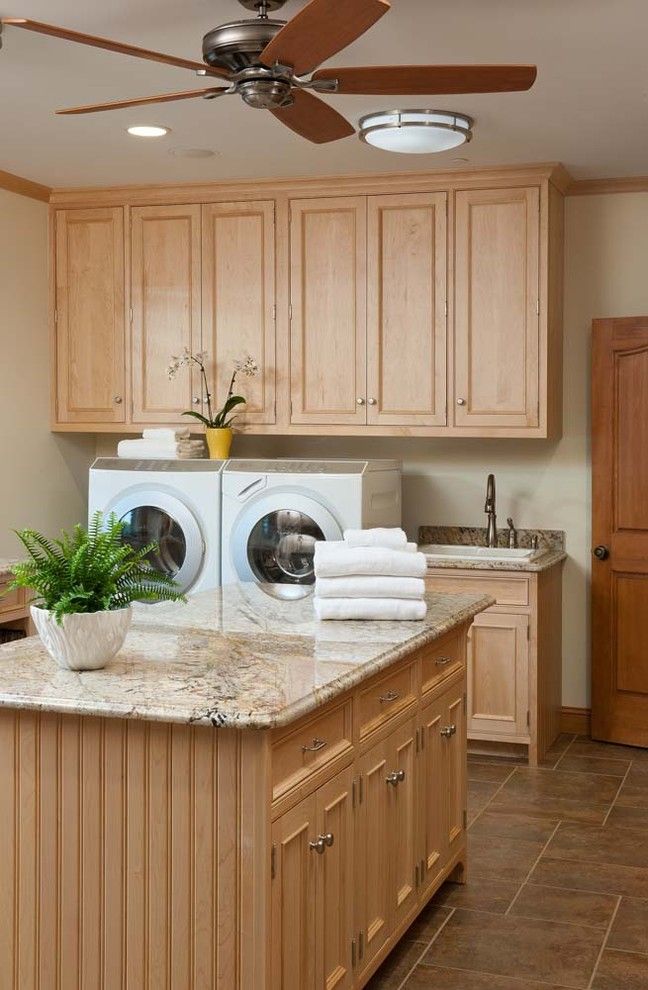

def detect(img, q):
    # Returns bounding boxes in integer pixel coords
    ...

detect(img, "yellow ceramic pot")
[205,427,233,460]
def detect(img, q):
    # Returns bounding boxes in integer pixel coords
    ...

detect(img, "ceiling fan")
[0,0,537,145]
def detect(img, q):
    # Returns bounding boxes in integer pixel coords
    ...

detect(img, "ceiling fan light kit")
[127,125,170,138]
[1,0,536,146]
[359,109,473,154]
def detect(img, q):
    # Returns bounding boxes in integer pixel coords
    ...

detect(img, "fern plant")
[7,512,186,624]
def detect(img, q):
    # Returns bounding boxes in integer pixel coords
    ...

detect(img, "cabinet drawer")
[358,661,417,739]
[421,633,464,696]
[0,583,24,615]
[272,700,353,800]
[426,573,529,607]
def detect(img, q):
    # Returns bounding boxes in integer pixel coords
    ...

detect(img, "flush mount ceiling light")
[126,124,170,137]
[358,109,473,154]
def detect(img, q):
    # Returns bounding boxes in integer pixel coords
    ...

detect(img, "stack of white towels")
[313,528,427,621]
[117,428,207,460]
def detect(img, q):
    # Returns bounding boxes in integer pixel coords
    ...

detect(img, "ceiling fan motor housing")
[202,18,286,73]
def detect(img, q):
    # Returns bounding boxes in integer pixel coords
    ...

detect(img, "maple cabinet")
[53,207,126,424]
[467,611,530,739]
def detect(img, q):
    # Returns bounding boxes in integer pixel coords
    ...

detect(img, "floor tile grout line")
[601,759,633,827]
[504,820,563,916]
[586,894,622,990]
[467,767,518,829]
[444,902,622,934]
[552,733,579,769]
[394,908,456,990]
[413,957,577,989]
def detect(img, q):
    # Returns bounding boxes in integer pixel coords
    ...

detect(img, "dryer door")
[107,490,205,594]
[231,492,342,599]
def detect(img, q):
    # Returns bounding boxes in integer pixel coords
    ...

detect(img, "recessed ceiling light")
[358,110,473,155]
[127,125,170,138]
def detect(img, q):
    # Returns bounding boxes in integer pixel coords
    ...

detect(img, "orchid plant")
[167,349,259,429]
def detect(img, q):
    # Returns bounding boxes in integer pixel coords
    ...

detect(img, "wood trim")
[560,706,591,735]
[568,176,648,196]
[49,163,570,208]
[0,167,50,202]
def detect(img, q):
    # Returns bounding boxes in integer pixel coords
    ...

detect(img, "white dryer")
[221,459,402,598]
[88,458,225,594]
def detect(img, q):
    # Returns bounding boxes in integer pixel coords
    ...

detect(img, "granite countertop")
[0,559,19,583]
[0,583,492,729]
[418,526,567,574]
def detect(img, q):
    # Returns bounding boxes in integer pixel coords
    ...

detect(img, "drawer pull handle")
[309,832,334,854]
[386,769,406,787]
[440,724,457,738]
[301,737,327,753]
[379,690,400,704]
[435,656,452,666]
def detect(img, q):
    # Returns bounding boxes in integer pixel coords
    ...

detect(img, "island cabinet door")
[442,681,467,858]
[317,766,355,990]
[418,691,447,895]
[271,793,318,990]
[386,718,419,932]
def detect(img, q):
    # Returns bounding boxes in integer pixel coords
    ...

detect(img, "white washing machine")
[221,459,402,598]
[88,458,225,594]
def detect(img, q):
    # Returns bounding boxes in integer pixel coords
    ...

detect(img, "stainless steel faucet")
[485,474,497,547]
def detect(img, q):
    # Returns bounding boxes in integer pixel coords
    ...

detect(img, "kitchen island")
[0,584,491,990]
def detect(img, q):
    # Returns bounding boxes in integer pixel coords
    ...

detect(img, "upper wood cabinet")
[54,207,126,424]
[289,197,367,426]
[366,193,447,427]
[130,205,201,423]
[202,201,276,425]
[453,187,540,430]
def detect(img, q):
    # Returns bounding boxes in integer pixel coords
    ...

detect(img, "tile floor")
[368,734,648,990]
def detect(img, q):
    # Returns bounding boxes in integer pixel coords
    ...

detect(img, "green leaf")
[181,410,212,428]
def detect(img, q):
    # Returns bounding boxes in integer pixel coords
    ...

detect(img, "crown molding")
[568,175,648,196]
[0,168,51,203]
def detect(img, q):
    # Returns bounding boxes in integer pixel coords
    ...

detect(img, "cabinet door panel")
[131,205,201,423]
[271,795,317,990]
[419,694,446,894]
[443,686,467,856]
[55,208,125,423]
[290,197,367,425]
[317,767,354,990]
[454,187,540,429]
[356,736,390,973]
[367,193,447,426]
[468,613,530,739]
[388,718,418,930]
[202,201,276,425]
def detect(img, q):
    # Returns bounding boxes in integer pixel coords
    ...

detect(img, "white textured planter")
[31,605,133,671]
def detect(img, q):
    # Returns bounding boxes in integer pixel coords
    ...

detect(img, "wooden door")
[454,187,540,429]
[467,612,529,740]
[130,205,201,423]
[367,193,447,426]
[387,718,418,931]
[316,767,354,990]
[592,317,648,747]
[418,692,446,894]
[271,794,318,990]
[290,197,367,425]
[443,682,467,858]
[55,208,126,423]
[355,734,391,975]
[202,201,276,425]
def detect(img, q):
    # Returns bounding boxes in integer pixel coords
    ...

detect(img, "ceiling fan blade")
[312,64,538,95]
[271,89,354,144]
[260,0,390,77]
[1,18,230,78]
[56,87,228,115]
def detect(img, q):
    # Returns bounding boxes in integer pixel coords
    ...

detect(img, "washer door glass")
[247,509,323,588]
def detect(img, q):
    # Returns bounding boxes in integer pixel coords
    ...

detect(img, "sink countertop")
[419,526,567,574]
[0,583,492,729]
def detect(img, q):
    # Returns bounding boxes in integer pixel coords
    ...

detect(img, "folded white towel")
[314,597,427,621]
[315,575,425,600]
[344,527,407,550]
[117,439,205,460]
[314,543,427,579]
[142,428,190,442]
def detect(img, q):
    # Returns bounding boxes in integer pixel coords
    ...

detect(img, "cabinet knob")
[456,397,466,406]
[113,395,123,404]
[368,398,377,406]
[386,769,406,787]
[440,724,457,738]
[309,832,334,854]
[193,397,202,405]
[356,397,365,406]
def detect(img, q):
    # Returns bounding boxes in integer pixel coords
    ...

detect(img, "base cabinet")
[271,667,467,990]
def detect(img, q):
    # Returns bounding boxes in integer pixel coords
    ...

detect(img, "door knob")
[440,724,457,738]
[593,545,609,561]
[386,769,406,787]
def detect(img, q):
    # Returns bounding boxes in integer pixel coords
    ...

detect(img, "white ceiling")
[1,0,647,188]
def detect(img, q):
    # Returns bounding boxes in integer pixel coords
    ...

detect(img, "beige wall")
[0,189,94,558]
[97,191,648,709]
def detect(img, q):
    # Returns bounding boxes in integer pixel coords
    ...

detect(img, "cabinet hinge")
[415,863,420,888]
[463,809,468,830]
[463,693,467,715]
[536,298,540,317]
[415,727,420,753]
[288,303,293,321]
[527,709,530,728]
[272,304,276,322]
[527,624,530,641]
[54,309,58,324]
[352,778,356,808]
[129,306,133,323]
[444,299,448,318]
[358,774,364,805]
[358,931,364,961]
[271,843,277,880]
[351,938,357,969]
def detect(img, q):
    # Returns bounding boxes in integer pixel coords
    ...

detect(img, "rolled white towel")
[316,575,424,600]
[314,597,427,621]
[314,543,427,579]
[344,527,407,550]
[142,428,190,442]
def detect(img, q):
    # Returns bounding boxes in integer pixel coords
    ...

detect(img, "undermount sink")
[424,544,540,562]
